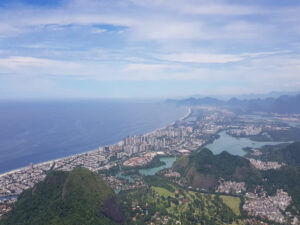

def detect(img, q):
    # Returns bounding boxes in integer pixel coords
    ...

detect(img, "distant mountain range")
[166,94,300,114]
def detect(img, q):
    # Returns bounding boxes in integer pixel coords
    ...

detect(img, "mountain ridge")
[166,94,300,114]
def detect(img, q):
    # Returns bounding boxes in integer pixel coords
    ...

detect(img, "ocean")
[0,100,187,174]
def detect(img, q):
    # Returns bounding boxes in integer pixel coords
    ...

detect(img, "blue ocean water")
[0,100,187,174]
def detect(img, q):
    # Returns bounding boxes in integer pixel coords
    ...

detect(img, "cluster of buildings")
[265,125,291,131]
[131,202,177,225]
[53,150,108,172]
[0,162,52,197]
[0,205,12,217]
[0,149,110,200]
[216,179,246,195]
[273,113,300,125]
[125,179,146,190]
[243,189,292,224]
[0,197,16,217]
[0,107,299,223]
[101,175,125,190]
[116,125,200,157]
[164,171,181,178]
[112,108,235,160]
[249,149,262,156]
[227,126,262,136]
[130,194,184,225]
[248,158,284,170]
[123,154,156,167]
[101,174,146,191]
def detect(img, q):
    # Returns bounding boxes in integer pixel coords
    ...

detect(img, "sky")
[0,0,300,99]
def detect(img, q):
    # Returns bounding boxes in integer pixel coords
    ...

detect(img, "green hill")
[259,142,300,166]
[172,148,261,190]
[262,166,300,215]
[0,168,127,225]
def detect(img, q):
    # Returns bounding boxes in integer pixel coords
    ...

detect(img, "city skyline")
[0,0,300,99]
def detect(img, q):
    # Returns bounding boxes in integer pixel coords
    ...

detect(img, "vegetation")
[98,165,120,176]
[220,195,241,216]
[143,175,175,193]
[120,156,166,177]
[250,127,300,142]
[262,166,300,215]
[136,156,166,169]
[257,142,300,166]
[0,168,127,225]
[244,142,300,214]
[173,148,261,190]
[2,146,299,224]
[118,177,242,225]
[151,186,175,198]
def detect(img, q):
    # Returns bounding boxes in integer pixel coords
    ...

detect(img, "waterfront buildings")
[0,107,298,223]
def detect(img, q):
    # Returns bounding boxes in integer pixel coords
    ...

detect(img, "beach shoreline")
[0,107,191,177]
[145,106,191,136]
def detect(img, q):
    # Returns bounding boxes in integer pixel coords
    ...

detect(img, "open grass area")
[151,186,174,197]
[231,221,246,225]
[120,177,240,224]
[220,195,241,216]
[151,185,238,221]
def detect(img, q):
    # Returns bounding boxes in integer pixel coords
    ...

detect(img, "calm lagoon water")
[205,130,287,156]
[138,157,177,176]
[111,129,288,182]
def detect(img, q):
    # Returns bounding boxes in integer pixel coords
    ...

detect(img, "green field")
[220,195,241,216]
[151,186,175,197]
[118,176,244,224]
[150,185,238,223]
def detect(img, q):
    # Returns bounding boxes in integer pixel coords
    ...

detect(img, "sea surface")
[0,100,187,174]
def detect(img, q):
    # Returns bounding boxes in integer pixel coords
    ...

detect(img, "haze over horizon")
[0,0,300,99]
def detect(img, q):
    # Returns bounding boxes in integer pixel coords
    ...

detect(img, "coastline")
[0,107,191,177]
[145,107,191,136]
[181,107,192,120]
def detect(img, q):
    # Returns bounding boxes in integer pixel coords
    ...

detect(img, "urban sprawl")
[1,107,300,224]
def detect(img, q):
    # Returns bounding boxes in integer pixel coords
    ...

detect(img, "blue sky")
[0,0,300,99]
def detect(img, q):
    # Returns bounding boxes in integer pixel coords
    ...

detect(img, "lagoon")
[205,130,287,156]
[138,157,177,176]
[117,130,287,181]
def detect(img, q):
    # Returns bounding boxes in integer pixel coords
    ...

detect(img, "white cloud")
[0,0,293,42]
[158,53,244,63]
[180,3,258,16]
[0,56,91,77]
[0,56,75,69]
[130,0,262,16]
[91,28,106,34]
[130,20,204,41]
[125,63,170,72]
[0,0,300,97]
[240,50,292,57]
[0,24,25,37]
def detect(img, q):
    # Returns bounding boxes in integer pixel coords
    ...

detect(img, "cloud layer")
[0,0,300,98]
